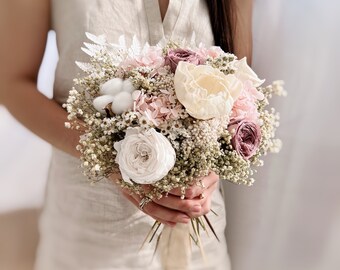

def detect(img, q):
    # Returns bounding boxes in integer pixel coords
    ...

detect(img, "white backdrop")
[225,1,340,270]
[0,1,339,269]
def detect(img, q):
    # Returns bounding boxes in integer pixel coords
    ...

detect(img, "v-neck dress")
[35,1,231,269]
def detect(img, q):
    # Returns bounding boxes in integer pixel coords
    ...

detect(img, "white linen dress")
[34,1,231,269]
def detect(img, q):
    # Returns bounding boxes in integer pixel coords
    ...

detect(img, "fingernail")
[191,205,202,213]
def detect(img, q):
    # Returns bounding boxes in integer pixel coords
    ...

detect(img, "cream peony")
[114,128,176,185]
[233,58,265,87]
[174,61,243,120]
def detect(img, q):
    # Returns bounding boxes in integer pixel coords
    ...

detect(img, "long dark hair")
[206,0,235,53]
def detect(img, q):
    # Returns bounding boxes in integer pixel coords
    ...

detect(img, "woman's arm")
[233,0,253,64]
[0,0,81,158]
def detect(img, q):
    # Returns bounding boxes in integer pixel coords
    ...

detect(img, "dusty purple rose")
[165,49,205,73]
[230,121,261,160]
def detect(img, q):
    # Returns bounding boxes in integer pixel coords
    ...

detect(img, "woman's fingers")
[148,215,177,227]
[168,172,219,199]
[143,200,191,224]
[119,172,220,223]
[167,187,202,199]
[125,191,191,224]
[152,180,218,217]
[188,181,217,218]
[121,190,177,226]
[152,194,203,213]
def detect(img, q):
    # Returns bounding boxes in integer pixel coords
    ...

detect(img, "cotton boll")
[93,95,115,114]
[100,78,123,95]
[122,79,135,93]
[111,92,134,114]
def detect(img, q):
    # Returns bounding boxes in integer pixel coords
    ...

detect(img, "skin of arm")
[0,0,81,158]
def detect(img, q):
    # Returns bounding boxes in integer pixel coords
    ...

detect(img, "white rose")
[233,57,265,87]
[174,61,243,120]
[114,128,176,185]
[93,78,135,114]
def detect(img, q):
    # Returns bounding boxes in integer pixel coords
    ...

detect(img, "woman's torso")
[35,1,230,269]
[51,0,214,105]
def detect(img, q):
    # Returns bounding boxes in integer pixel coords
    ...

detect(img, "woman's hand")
[113,172,219,226]
[167,172,219,217]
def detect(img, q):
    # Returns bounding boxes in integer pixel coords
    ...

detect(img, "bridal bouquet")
[64,32,286,268]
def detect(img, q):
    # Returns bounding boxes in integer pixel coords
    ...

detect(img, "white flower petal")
[233,58,265,87]
[125,127,140,136]
[120,170,133,184]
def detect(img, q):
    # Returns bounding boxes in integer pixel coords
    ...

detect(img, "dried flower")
[121,46,165,70]
[114,127,176,184]
[195,46,224,59]
[133,90,182,126]
[233,58,265,87]
[165,48,204,73]
[230,80,264,124]
[230,121,261,160]
[174,62,243,120]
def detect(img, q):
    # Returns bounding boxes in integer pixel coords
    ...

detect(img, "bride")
[0,0,252,269]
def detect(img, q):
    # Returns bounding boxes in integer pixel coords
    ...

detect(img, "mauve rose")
[230,121,261,160]
[165,49,205,73]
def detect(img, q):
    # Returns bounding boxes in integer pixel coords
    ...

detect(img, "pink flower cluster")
[133,90,182,126]
[121,47,165,70]
[229,80,264,159]
[230,80,264,124]
[121,46,220,73]
[195,46,224,59]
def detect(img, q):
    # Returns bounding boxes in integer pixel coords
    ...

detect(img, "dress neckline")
[143,0,183,45]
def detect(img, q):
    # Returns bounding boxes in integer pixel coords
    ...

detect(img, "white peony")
[114,128,176,185]
[233,57,265,87]
[174,61,243,120]
[93,78,135,114]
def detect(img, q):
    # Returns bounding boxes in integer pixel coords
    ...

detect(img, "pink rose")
[230,80,264,124]
[165,49,205,73]
[230,121,261,160]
